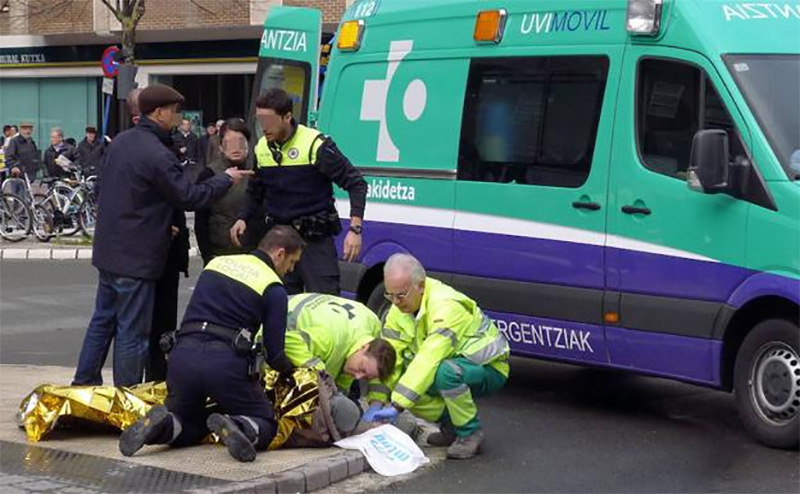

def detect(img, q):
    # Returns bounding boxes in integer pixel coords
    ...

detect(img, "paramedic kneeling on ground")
[362,254,510,459]
[119,226,304,463]
[283,293,396,432]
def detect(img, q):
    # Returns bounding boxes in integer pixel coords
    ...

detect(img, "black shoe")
[206,413,257,463]
[427,423,457,447]
[119,405,172,457]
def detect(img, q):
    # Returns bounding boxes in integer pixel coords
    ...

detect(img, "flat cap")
[138,84,185,116]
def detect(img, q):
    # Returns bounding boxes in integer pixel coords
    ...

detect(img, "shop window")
[458,56,609,188]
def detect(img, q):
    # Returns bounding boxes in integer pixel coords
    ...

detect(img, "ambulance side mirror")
[688,129,729,194]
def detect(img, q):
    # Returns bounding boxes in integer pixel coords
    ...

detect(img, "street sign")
[101,46,120,78]
[102,77,114,95]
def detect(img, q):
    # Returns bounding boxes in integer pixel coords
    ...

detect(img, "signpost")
[101,46,120,137]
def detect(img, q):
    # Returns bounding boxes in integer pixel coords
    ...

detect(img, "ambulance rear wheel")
[734,318,800,449]
[367,281,392,324]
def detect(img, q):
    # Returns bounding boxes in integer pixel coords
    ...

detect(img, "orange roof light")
[338,20,364,51]
[474,9,507,44]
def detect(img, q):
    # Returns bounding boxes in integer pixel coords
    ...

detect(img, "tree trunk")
[121,19,136,64]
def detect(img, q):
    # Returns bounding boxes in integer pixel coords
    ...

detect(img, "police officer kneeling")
[119,226,304,462]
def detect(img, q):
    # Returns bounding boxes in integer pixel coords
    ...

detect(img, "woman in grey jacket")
[195,118,257,264]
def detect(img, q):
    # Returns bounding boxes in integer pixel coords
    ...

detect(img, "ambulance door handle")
[621,205,652,216]
[572,201,601,211]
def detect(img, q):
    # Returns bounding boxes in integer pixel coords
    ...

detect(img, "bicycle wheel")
[60,191,83,237]
[32,204,54,242]
[0,193,32,242]
[78,194,98,239]
[35,190,81,237]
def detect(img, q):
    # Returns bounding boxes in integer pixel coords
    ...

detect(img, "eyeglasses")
[384,287,412,302]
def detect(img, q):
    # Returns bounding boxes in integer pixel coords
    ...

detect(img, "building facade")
[0,0,350,142]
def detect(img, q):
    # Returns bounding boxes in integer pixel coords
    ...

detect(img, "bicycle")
[77,176,99,239]
[3,175,60,242]
[0,192,32,242]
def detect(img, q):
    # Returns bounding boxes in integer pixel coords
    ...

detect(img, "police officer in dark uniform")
[119,226,305,463]
[229,88,368,295]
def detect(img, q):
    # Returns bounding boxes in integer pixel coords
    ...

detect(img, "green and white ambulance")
[252,0,800,448]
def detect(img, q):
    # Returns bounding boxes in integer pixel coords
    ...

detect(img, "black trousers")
[165,335,277,450]
[283,235,340,295]
[145,267,179,382]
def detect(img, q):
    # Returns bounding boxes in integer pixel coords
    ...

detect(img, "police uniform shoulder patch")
[287,147,300,160]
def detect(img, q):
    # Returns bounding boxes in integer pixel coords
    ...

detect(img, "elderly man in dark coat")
[72,84,252,388]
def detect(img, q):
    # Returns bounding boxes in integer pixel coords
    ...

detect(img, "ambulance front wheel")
[367,281,392,324]
[734,318,800,450]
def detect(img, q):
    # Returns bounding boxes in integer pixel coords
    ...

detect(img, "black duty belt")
[180,321,243,343]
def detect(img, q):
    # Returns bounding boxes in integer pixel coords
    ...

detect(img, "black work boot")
[427,422,457,447]
[206,413,257,463]
[119,405,173,457]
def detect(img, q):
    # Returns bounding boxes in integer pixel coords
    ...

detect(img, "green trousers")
[409,357,506,437]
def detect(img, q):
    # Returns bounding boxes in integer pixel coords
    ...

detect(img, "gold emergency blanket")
[18,382,167,442]
[264,367,320,449]
[17,369,321,448]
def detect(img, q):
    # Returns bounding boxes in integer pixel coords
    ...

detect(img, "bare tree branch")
[132,0,144,25]
[189,0,216,16]
[100,0,122,20]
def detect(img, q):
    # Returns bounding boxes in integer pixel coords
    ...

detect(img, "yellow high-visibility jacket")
[368,278,510,409]
[283,293,381,392]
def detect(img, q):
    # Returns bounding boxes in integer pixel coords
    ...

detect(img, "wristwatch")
[349,224,363,235]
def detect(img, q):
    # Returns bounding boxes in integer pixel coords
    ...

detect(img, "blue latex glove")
[372,405,401,424]
[361,403,384,423]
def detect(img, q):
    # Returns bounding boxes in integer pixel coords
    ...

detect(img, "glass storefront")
[152,73,255,128]
[0,77,100,145]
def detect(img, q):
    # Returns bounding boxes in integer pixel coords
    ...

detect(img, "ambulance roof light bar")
[626,0,663,36]
[474,9,507,44]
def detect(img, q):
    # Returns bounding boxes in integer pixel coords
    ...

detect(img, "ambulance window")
[252,57,311,124]
[637,58,747,180]
[458,56,609,188]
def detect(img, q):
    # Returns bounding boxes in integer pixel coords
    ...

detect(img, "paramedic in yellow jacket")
[282,293,396,392]
[362,254,510,459]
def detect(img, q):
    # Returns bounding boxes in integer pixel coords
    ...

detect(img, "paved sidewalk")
[0,365,439,494]
[0,214,199,261]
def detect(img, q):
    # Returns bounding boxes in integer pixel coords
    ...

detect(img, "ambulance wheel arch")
[719,295,800,391]
[733,317,800,449]
[366,280,392,323]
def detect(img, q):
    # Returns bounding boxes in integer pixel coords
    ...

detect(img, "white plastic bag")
[334,424,430,477]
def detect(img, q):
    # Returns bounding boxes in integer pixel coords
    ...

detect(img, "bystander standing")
[72,84,252,388]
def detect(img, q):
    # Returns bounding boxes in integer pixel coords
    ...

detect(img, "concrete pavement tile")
[20,479,66,491]
[272,470,305,494]
[59,487,102,494]
[301,463,331,492]
[51,249,77,260]
[76,249,92,260]
[0,475,31,485]
[321,457,349,483]
[1,486,26,494]
[26,250,51,260]
[252,478,277,494]
[342,451,365,476]
[2,249,28,259]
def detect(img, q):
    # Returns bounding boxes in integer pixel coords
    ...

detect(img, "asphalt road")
[1,260,798,493]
